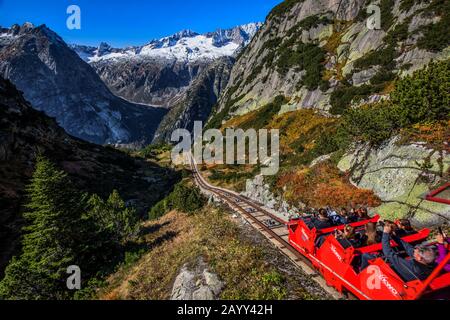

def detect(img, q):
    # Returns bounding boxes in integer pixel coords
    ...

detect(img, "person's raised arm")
[382,225,404,267]
[391,233,415,258]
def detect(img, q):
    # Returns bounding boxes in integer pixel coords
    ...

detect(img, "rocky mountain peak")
[170,29,199,40]
[69,22,261,119]
[8,24,21,35]
[0,24,167,145]
[209,23,262,47]
[72,22,261,63]
[1,22,36,37]
[0,23,64,47]
[97,42,113,56]
[154,29,200,48]
[20,21,35,32]
[213,0,449,120]
[34,24,65,45]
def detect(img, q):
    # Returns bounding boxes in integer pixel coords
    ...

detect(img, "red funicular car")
[288,215,450,300]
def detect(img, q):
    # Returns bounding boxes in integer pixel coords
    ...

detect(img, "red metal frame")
[288,216,450,300]
[288,215,380,255]
[425,183,450,205]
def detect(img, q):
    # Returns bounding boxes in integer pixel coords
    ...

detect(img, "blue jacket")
[382,233,434,282]
[306,218,333,230]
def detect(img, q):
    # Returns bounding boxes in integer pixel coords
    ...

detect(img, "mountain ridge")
[0,76,177,275]
[70,23,262,63]
[0,22,167,145]
[70,23,261,142]
[203,0,450,227]
[211,0,449,123]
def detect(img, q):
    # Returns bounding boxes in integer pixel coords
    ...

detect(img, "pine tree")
[0,156,86,300]
[86,190,139,246]
[391,60,450,125]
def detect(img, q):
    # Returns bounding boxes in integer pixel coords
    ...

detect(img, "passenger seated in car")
[345,208,358,223]
[395,219,416,237]
[328,207,347,226]
[436,232,450,273]
[335,225,365,249]
[361,222,382,247]
[336,208,349,224]
[299,208,317,220]
[356,207,370,221]
[382,223,436,281]
[306,208,333,230]
[332,208,357,225]
[358,223,383,271]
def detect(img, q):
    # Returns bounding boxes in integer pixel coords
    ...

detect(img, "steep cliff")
[0,23,166,145]
[205,0,449,226]
[211,0,449,123]
[153,57,234,143]
[73,24,260,108]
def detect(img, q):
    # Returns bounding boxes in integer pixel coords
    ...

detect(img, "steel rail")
[189,159,346,299]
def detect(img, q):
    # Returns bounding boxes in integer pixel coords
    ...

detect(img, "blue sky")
[0,0,282,47]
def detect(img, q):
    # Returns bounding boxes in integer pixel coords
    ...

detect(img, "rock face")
[171,258,223,300]
[71,24,260,108]
[90,58,211,108]
[0,77,176,277]
[0,23,166,145]
[202,0,449,228]
[70,24,260,143]
[153,57,234,143]
[338,137,450,227]
[351,66,380,86]
[242,175,297,219]
[213,0,449,119]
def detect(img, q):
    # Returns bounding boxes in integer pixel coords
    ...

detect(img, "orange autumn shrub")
[277,162,381,209]
[400,120,450,152]
[267,109,337,155]
[313,182,381,208]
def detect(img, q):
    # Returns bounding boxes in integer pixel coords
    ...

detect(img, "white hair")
[417,246,436,265]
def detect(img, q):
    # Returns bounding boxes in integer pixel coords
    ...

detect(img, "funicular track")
[189,158,347,300]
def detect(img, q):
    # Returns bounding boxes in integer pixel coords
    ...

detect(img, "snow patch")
[72,22,261,63]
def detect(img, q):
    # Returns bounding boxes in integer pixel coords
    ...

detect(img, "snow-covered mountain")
[69,23,261,108]
[71,23,261,63]
[0,23,166,145]
[0,22,260,145]
[67,23,261,142]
